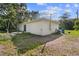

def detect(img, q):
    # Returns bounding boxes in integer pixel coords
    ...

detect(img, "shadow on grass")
[11,32,62,55]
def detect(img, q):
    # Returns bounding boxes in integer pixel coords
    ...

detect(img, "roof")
[21,18,59,24]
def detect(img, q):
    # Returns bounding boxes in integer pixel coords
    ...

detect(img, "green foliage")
[0,4,28,32]
[0,4,39,32]
[59,19,74,30]
[59,12,74,30]
[0,4,18,32]
[73,20,79,30]
[29,11,39,20]
[60,12,70,20]
[59,10,79,30]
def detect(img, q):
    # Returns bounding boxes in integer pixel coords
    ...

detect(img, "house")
[18,19,59,36]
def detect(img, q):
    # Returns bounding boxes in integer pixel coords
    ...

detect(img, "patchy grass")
[11,32,61,55]
[0,33,16,56]
[0,33,11,40]
[0,30,79,56]
[12,33,42,54]
[0,32,61,56]
[0,39,16,56]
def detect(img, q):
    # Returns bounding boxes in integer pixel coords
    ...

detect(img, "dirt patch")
[44,35,79,56]
[0,45,5,55]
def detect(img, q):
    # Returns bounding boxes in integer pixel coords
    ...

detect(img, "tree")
[0,17,6,32]
[25,11,39,21]
[29,11,39,20]
[60,12,70,20]
[73,20,79,30]
[59,12,72,30]
[0,4,17,32]
[0,3,28,32]
[17,3,28,22]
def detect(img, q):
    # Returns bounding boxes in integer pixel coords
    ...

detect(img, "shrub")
[73,20,79,30]
[0,33,11,40]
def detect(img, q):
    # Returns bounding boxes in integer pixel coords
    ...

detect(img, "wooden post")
[76,9,78,20]
[7,20,9,33]
[49,14,52,30]
[41,43,47,53]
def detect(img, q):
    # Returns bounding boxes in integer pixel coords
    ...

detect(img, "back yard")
[0,32,61,56]
[0,3,79,56]
[0,30,79,56]
[24,30,79,56]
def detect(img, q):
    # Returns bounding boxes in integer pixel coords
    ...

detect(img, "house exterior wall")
[41,21,59,35]
[18,20,59,36]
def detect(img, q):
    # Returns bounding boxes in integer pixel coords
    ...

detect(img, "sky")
[27,3,79,20]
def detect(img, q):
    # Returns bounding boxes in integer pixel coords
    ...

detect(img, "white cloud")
[45,6,62,15]
[39,10,51,16]
[66,4,70,8]
[74,4,79,7]
[64,9,71,13]
[36,3,46,5]
[39,6,62,18]
[47,6,62,12]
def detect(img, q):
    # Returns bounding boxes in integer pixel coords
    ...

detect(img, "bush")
[0,33,11,40]
[73,20,79,30]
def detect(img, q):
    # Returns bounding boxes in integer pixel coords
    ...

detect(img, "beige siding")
[18,24,24,31]
[26,22,43,35]
[18,20,59,36]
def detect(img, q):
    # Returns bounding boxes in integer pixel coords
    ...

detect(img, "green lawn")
[65,30,79,37]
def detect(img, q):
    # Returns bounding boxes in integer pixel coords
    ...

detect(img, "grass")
[1,30,79,56]
[0,33,16,56]
[0,32,61,55]
[0,39,16,56]
[23,30,79,56]
[65,30,79,37]
[11,33,43,54]
[0,33,11,40]
[11,32,61,55]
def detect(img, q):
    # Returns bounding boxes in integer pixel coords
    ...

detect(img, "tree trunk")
[7,20,10,33]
